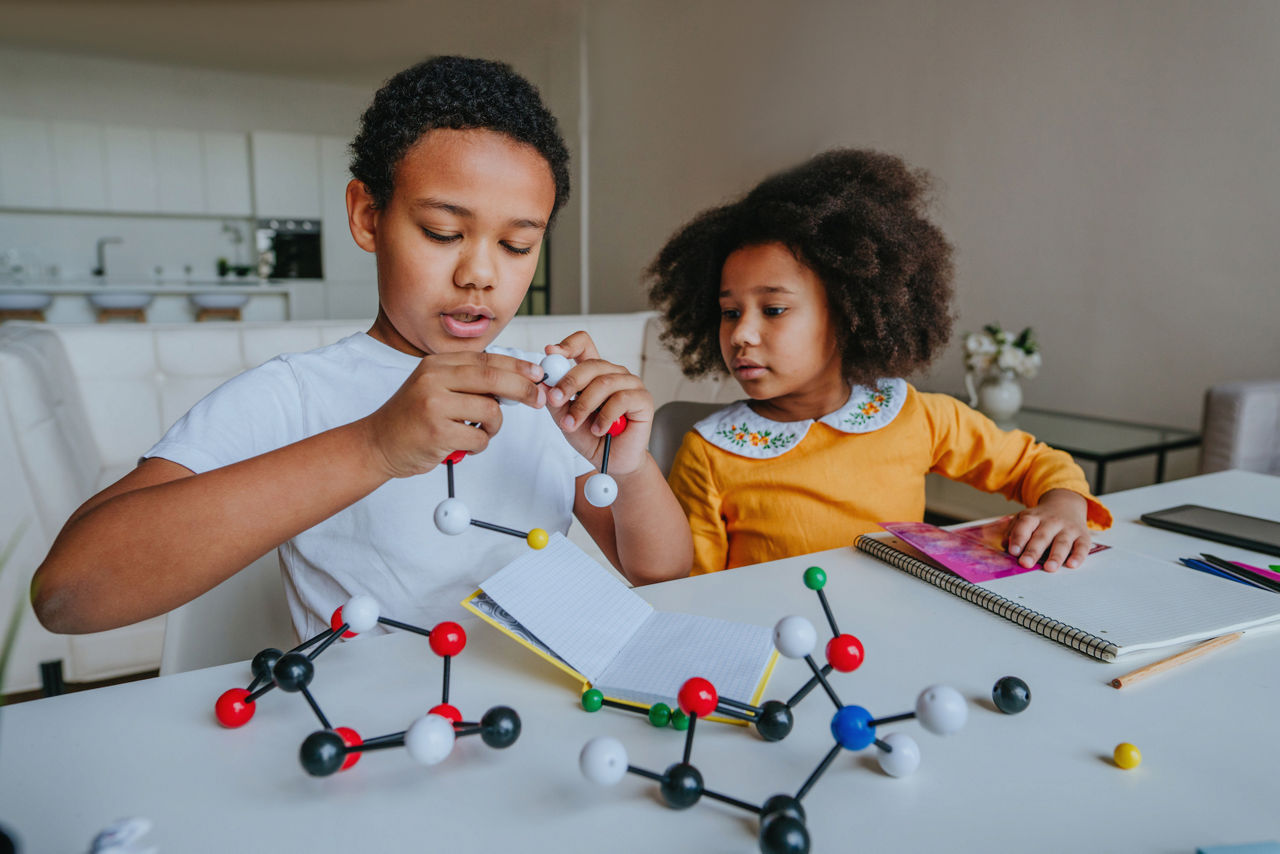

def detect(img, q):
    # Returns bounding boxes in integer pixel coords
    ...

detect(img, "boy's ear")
[346,179,379,253]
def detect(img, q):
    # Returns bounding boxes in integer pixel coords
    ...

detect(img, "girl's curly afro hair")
[647,149,955,389]
[350,55,570,219]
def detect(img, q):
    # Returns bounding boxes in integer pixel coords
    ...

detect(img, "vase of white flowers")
[963,324,1040,426]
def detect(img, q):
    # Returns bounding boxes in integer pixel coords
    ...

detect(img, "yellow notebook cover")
[461,534,779,724]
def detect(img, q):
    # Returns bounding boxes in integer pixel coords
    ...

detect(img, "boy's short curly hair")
[350,55,570,218]
[647,149,955,388]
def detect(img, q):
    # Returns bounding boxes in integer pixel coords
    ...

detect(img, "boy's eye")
[422,228,461,244]
[502,242,534,256]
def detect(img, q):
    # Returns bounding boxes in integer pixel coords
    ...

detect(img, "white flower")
[965,332,997,356]
[996,347,1021,372]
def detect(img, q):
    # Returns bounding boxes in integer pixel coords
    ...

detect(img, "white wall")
[584,0,1280,436]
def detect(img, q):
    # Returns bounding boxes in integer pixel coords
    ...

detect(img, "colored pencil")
[1110,632,1243,689]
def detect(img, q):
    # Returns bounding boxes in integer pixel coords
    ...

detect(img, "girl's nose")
[730,316,761,348]
[454,243,496,290]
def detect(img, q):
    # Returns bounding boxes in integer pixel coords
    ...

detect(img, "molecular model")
[434,352,626,546]
[578,566,982,854]
[214,594,521,777]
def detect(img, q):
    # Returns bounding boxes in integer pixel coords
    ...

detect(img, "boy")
[32,56,693,639]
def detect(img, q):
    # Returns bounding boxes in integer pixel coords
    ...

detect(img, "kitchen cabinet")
[319,135,376,286]
[250,131,321,219]
[51,121,108,211]
[154,129,206,214]
[0,117,56,209]
[201,131,252,216]
[104,125,161,213]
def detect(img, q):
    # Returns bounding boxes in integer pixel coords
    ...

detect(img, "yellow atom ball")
[1113,742,1142,770]
[527,528,549,550]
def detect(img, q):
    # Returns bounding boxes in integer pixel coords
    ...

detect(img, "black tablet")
[1140,504,1280,558]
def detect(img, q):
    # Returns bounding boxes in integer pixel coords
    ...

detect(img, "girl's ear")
[346,179,379,253]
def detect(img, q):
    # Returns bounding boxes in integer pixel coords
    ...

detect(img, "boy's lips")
[441,307,494,338]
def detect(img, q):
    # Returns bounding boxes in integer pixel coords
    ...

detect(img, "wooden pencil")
[1110,631,1243,689]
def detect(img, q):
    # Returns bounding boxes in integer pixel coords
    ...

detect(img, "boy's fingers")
[547,359,633,410]
[546,330,600,363]
[562,371,638,431]
[447,362,544,408]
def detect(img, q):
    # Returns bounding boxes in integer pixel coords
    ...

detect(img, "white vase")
[966,369,1022,426]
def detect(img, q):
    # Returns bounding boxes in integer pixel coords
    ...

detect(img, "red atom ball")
[677,677,718,718]
[444,450,466,465]
[429,703,463,723]
[335,726,363,771]
[826,634,865,673]
[214,687,256,728]
[606,416,628,437]
[329,607,357,638]
[429,621,467,657]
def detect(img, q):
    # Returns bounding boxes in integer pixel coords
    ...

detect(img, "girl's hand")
[543,332,653,477]
[364,351,546,479]
[1005,489,1092,572]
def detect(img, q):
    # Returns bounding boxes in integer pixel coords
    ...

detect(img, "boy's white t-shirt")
[146,332,592,639]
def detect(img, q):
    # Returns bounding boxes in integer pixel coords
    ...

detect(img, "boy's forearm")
[33,419,393,634]
[609,456,694,585]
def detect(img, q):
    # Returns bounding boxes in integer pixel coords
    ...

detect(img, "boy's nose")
[454,245,496,289]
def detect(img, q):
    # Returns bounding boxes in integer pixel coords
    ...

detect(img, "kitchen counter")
[0,280,298,323]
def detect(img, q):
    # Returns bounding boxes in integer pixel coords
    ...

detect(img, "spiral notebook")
[855,530,1280,661]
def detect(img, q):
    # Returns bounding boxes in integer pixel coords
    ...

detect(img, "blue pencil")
[1179,557,1260,588]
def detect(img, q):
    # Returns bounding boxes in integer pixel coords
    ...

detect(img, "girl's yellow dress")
[667,379,1112,574]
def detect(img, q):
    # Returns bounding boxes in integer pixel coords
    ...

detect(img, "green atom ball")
[803,566,827,590]
[581,688,604,712]
[670,709,690,730]
[648,702,672,727]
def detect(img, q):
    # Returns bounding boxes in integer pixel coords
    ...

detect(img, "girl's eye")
[720,308,741,320]
[763,306,787,317]
[423,228,460,244]
[502,242,534,256]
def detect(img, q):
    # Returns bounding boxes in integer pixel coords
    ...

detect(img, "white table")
[3,471,1278,853]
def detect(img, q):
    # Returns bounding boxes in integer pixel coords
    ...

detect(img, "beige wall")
[583,0,1280,436]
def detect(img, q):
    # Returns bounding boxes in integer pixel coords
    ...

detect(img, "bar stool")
[195,306,243,322]
[0,307,47,322]
[88,292,153,322]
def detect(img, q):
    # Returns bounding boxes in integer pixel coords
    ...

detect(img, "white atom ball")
[584,473,618,508]
[405,714,456,765]
[579,736,629,786]
[433,498,471,535]
[773,616,817,659]
[540,353,573,387]
[915,684,968,736]
[342,594,380,633]
[876,732,921,778]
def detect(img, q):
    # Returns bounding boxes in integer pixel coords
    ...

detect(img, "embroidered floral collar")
[693,378,907,459]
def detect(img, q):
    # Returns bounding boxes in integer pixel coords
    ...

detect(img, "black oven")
[256,218,323,279]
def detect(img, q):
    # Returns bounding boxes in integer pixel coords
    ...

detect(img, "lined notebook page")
[478,533,653,681]
[595,611,775,707]
[982,545,1280,653]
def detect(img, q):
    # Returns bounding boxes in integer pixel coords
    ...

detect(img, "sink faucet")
[92,237,124,278]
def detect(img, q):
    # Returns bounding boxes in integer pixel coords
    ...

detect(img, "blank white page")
[983,545,1280,654]
[594,611,775,707]
[477,533,653,681]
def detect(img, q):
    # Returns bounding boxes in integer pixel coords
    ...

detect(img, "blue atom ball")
[831,704,875,750]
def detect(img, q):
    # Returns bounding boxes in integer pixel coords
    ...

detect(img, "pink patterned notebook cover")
[880,518,1108,584]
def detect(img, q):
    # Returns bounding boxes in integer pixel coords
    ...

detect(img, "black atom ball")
[755,700,795,742]
[272,652,314,693]
[299,730,346,777]
[0,823,18,854]
[479,706,522,749]
[251,648,283,683]
[660,762,704,809]
[992,675,1031,714]
[760,793,806,826]
[759,813,810,854]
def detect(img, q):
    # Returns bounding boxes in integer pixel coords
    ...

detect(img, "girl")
[648,149,1111,576]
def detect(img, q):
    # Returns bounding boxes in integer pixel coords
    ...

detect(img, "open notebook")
[857,527,1280,661]
[462,534,778,715]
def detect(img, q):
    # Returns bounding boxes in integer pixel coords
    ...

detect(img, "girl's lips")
[732,363,766,379]
[441,312,493,338]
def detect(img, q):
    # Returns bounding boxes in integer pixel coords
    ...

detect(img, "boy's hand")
[543,332,653,477]
[365,351,546,479]
[1005,489,1091,572]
